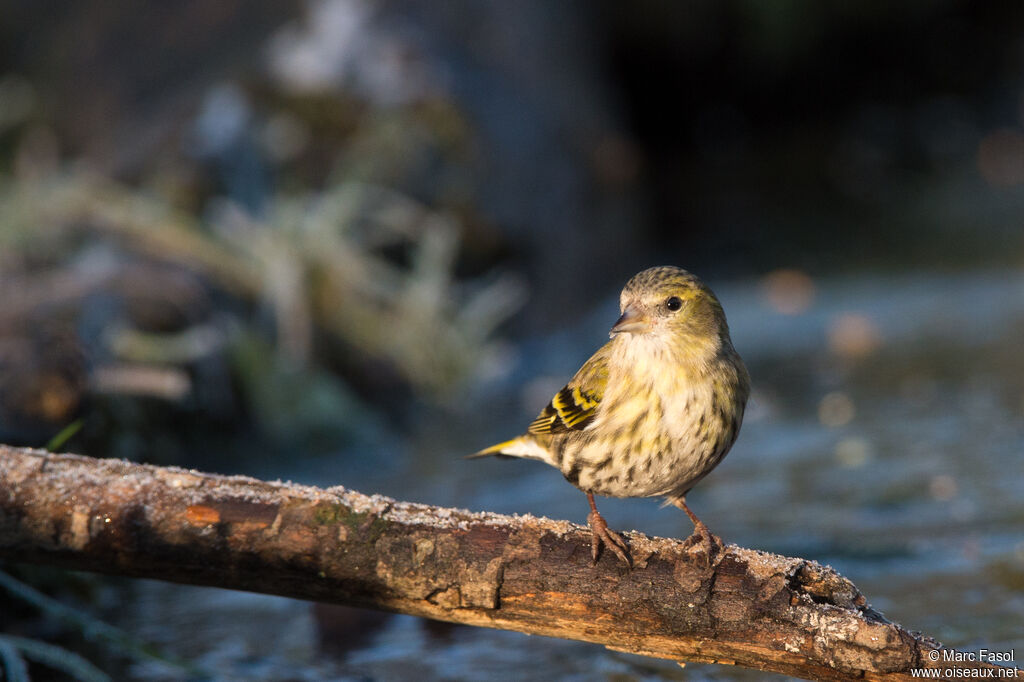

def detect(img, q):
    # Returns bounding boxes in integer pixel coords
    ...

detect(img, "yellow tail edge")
[466,438,521,459]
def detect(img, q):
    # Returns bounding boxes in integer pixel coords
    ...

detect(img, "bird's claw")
[587,510,631,567]
[681,520,723,565]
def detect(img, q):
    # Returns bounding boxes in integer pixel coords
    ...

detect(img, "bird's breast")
[559,346,745,499]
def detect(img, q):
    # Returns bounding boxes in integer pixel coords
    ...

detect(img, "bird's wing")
[527,343,610,435]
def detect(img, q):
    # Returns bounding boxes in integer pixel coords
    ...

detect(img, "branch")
[0,446,1016,681]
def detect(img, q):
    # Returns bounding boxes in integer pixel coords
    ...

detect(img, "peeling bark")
[0,446,1017,681]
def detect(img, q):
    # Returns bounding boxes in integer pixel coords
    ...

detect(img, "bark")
[0,446,1016,681]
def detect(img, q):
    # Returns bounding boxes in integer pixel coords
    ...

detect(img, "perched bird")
[472,266,749,565]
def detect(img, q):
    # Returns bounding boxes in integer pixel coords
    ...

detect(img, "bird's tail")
[466,439,521,459]
[467,436,553,464]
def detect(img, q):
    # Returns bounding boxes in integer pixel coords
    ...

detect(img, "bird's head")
[610,266,730,351]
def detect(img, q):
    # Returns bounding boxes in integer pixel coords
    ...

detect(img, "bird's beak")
[610,304,650,336]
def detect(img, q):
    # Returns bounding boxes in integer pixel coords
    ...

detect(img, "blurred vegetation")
[0,569,193,681]
[0,169,524,455]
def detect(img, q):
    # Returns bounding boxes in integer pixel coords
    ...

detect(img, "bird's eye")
[666,296,683,311]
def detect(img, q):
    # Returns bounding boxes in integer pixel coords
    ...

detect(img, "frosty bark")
[0,446,1016,681]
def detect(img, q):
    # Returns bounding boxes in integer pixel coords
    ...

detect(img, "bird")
[472,266,749,566]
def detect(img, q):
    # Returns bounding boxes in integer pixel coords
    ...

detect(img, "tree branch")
[0,446,1016,681]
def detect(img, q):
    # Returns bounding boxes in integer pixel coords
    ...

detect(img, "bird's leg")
[585,492,631,567]
[671,496,723,561]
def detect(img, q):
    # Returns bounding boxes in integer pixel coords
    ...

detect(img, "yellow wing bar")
[528,385,600,434]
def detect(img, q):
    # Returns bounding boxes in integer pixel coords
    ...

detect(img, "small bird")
[472,266,749,566]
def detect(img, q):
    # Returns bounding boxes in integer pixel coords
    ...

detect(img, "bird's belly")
[571,437,718,498]
[562,406,732,499]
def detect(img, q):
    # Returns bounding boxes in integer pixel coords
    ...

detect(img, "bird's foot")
[670,496,723,566]
[680,519,724,565]
[586,509,631,567]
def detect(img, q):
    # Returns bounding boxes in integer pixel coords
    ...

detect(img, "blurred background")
[1,1,1022,680]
